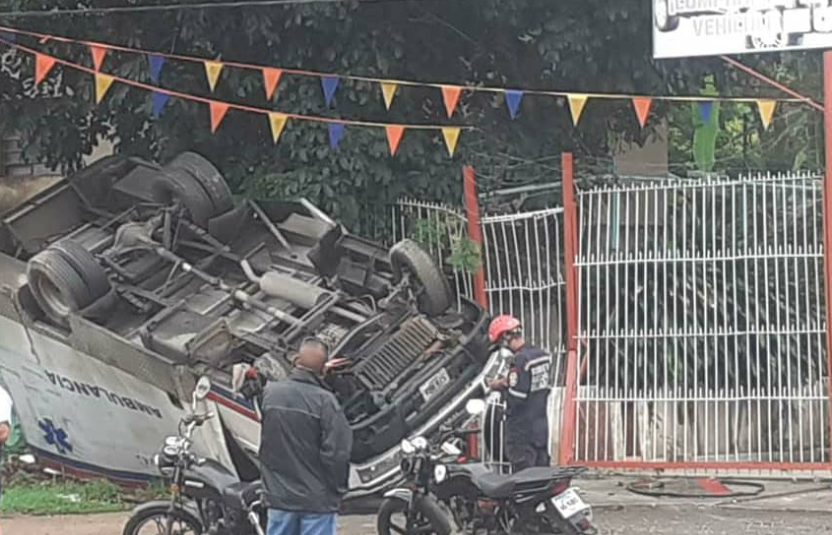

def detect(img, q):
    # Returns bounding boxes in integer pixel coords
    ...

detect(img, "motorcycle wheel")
[377,497,451,535]
[122,506,203,535]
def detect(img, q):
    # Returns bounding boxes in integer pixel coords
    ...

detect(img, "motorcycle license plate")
[419,368,450,402]
[551,488,589,519]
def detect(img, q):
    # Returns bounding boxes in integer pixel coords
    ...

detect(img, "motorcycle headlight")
[411,437,428,451]
[434,464,448,483]
[400,439,415,455]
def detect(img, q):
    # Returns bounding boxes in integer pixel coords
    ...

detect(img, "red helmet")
[488,315,521,344]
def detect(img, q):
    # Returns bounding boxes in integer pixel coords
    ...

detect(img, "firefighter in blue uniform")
[487,315,552,472]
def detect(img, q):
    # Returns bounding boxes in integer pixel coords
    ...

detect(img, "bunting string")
[0,25,810,106]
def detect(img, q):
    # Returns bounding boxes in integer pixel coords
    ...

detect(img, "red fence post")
[463,165,488,309]
[823,51,832,463]
[559,153,580,466]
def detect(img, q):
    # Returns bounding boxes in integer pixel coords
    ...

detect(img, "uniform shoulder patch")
[508,371,519,387]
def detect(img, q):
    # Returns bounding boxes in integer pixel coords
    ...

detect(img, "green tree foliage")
[0,0,820,232]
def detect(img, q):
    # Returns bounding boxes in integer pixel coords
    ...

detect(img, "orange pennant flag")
[632,97,652,128]
[204,61,224,92]
[385,125,405,156]
[263,68,283,100]
[268,113,288,144]
[94,73,114,104]
[442,127,461,157]
[35,54,56,85]
[381,82,398,110]
[89,45,107,72]
[568,94,588,126]
[441,86,462,118]
[757,100,777,130]
[209,102,230,133]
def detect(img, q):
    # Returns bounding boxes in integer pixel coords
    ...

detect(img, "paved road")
[6,505,832,535]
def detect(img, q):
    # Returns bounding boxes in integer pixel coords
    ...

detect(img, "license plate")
[419,368,450,402]
[551,488,589,519]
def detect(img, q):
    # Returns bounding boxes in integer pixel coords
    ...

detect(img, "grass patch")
[1,476,128,515]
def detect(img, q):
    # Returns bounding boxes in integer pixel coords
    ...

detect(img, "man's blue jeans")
[267,509,336,535]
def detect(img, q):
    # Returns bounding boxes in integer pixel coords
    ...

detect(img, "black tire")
[165,152,234,215]
[377,496,452,535]
[653,0,679,31]
[151,169,217,227]
[49,239,111,301]
[27,249,95,326]
[390,239,452,316]
[122,505,203,535]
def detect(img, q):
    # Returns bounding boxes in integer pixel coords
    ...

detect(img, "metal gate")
[570,172,830,472]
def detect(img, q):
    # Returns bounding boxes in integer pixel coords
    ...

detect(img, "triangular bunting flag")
[698,101,714,123]
[89,45,107,72]
[568,94,588,126]
[328,122,345,149]
[757,100,777,130]
[209,102,230,133]
[441,86,462,118]
[151,92,170,118]
[35,54,56,85]
[204,61,224,92]
[94,73,115,104]
[268,113,288,144]
[504,90,524,119]
[632,97,652,128]
[148,54,165,84]
[321,76,340,106]
[263,68,283,100]
[385,125,405,156]
[381,81,398,110]
[442,127,461,157]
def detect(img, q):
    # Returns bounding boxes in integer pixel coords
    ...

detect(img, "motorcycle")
[122,376,266,535]
[377,399,596,535]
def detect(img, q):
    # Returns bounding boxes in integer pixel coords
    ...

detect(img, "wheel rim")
[34,274,73,318]
[385,508,437,535]
[131,513,200,535]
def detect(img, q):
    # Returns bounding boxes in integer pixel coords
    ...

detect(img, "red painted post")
[823,51,832,464]
[463,165,488,309]
[463,165,486,459]
[559,153,580,466]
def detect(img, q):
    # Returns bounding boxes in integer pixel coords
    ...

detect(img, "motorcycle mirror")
[400,439,416,455]
[466,399,487,415]
[193,376,212,403]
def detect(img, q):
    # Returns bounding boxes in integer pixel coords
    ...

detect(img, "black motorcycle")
[377,399,596,535]
[123,377,266,535]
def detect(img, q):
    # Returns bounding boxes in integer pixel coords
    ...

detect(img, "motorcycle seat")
[222,481,262,508]
[472,467,563,499]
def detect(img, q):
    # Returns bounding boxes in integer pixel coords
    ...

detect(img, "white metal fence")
[572,172,830,469]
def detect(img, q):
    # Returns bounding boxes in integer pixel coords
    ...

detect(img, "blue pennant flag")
[698,101,714,123]
[504,90,524,119]
[321,76,340,106]
[328,123,345,149]
[148,54,166,84]
[0,31,16,43]
[152,91,170,118]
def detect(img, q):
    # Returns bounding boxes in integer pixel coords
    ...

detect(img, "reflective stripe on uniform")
[525,356,551,370]
[508,388,528,399]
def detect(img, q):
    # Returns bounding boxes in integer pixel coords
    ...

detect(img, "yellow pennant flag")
[204,61,224,92]
[757,100,777,130]
[381,81,398,110]
[269,113,288,144]
[95,73,114,104]
[442,127,461,157]
[568,94,589,126]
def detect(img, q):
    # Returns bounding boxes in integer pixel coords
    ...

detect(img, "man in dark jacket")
[260,339,353,535]
[487,315,552,472]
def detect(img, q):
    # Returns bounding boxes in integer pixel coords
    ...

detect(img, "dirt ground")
[6,506,832,535]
